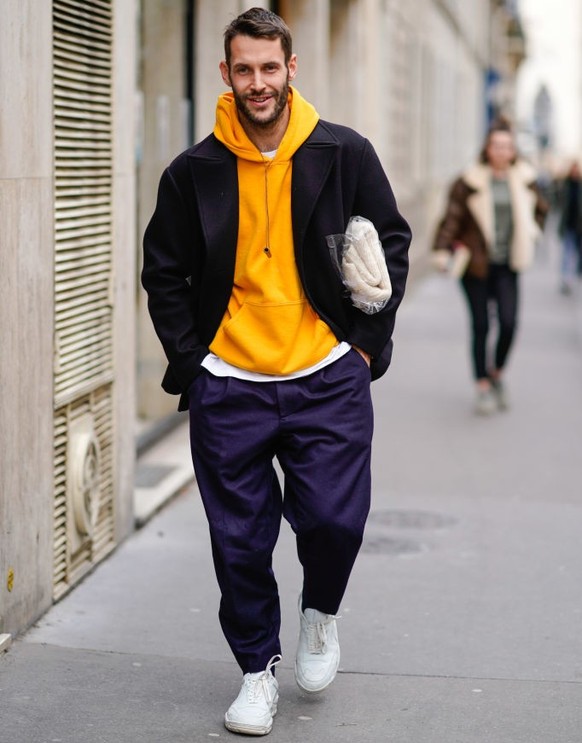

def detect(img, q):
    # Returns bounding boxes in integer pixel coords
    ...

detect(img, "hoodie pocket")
[210,299,336,375]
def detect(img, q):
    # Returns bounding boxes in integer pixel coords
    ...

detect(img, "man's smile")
[247,94,273,106]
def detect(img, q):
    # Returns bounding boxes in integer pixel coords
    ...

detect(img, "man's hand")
[352,346,371,367]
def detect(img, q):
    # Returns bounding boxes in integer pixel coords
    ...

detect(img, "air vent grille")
[53,0,114,407]
[52,0,116,599]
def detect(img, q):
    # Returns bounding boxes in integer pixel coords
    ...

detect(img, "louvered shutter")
[52,0,116,598]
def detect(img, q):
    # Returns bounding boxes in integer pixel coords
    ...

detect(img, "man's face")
[220,35,297,129]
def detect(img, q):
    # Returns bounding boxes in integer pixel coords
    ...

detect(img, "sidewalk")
[2,237,582,742]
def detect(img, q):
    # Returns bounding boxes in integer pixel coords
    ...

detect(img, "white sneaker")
[475,388,496,416]
[224,655,281,736]
[491,378,509,410]
[295,594,340,693]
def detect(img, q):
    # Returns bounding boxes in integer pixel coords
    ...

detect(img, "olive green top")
[490,176,513,264]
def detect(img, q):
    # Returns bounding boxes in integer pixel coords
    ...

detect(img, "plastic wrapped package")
[326,216,392,314]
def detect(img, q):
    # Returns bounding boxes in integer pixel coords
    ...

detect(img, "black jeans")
[461,264,519,380]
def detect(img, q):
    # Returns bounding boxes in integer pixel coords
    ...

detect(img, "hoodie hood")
[213,86,319,162]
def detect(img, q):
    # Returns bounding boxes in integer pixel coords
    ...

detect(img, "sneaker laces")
[305,614,339,654]
[245,654,281,704]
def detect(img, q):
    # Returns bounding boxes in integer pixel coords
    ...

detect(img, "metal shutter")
[52,0,116,598]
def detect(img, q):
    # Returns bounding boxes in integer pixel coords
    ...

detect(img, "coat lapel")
[187,143,239,273]
[506,162,540,271]
[186,126,339,268]
[464,164,494,248]
[291,125,338,249]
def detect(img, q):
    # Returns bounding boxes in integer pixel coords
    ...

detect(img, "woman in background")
[433,119,548,415]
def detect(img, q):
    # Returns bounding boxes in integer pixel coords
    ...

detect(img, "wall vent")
[53,390,115,599]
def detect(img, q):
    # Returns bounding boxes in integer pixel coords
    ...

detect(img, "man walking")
[142,7,410,736]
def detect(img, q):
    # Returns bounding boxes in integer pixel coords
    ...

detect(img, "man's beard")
[233,78,290,128]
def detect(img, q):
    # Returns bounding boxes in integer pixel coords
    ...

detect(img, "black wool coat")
[142,119,411,410]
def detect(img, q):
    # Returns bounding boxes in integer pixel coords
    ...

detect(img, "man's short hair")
[224,7,293,68]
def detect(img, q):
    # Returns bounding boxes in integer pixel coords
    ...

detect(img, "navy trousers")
[188,349,373,673]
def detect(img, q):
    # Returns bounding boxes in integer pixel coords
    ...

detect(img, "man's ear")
[219,60,231,87]
[287,54,298,82]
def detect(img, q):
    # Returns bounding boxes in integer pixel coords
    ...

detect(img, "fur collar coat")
[433,160,548,278]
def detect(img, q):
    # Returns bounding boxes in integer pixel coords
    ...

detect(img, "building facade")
[1,0,518,638]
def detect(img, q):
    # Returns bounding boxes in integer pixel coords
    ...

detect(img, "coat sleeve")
[141,165,209,396]
[432,177,469,254]
[347,139,412,380]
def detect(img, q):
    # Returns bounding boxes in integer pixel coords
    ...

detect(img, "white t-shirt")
[201,342,351,382]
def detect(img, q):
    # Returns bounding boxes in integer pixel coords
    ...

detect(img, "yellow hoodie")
[209,87,339,374]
